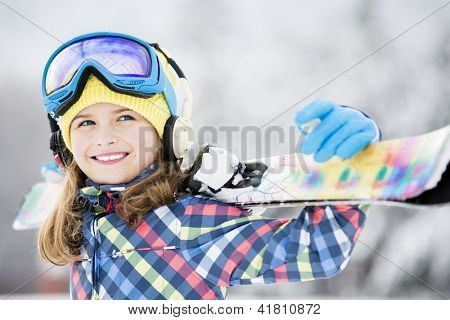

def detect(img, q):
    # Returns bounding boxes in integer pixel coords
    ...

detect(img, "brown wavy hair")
[37,138,189,266]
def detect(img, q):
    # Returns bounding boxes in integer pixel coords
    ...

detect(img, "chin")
[92,175,129,185]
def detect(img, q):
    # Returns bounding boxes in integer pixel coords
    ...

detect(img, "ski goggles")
[42,32,177,118]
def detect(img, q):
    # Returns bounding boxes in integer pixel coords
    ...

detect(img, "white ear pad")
[157,46,194,160]
[172,116,195,159]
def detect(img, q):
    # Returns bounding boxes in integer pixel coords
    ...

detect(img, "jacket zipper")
[89,197,109,299]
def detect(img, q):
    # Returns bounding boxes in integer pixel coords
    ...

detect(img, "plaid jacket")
[70,164,369,300]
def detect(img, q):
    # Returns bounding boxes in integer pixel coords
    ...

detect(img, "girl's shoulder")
[176,193,252,218]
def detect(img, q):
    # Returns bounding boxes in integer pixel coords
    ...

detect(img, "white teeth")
[95,153,127,162]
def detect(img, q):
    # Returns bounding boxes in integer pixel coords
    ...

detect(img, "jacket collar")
[78,162,157,200]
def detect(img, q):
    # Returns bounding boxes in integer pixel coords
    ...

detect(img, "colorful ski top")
[71,164,369,300]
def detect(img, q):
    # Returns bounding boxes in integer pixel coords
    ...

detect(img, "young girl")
[37,32,381,300]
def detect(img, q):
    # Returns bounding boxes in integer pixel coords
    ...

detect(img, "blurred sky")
[0,0,449,299]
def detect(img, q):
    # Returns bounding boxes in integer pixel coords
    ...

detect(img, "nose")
[94,125,119,147]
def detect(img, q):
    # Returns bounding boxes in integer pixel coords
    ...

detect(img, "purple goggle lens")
[45,36,151,95]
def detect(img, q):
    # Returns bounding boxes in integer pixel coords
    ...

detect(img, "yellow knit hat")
[58,50,177,152]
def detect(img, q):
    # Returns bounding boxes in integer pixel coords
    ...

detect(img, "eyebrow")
[73,108,132,122]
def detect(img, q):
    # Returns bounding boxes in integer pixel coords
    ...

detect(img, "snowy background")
[0,0,449,299]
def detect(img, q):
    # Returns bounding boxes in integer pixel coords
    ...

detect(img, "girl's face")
[70,102,160,185]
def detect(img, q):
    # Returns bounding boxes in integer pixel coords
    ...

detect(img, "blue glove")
[295,100,381,162]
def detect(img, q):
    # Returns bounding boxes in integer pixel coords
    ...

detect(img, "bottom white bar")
[0,300,448,320]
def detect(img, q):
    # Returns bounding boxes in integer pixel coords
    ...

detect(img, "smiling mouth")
[91,152,130,165]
